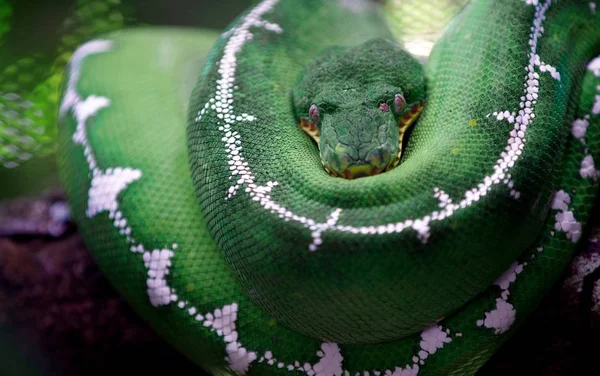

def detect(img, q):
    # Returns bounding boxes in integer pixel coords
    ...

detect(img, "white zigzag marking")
[61,40,177,307]
[477,262,524,334]
[198,0,559,255]
[552,190,582,243]
[570,62,600,181]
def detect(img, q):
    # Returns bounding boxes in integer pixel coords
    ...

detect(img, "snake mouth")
[388,100,424,168]
[323,163,383,179]
[400,101,424,130]
[345,165,383,179]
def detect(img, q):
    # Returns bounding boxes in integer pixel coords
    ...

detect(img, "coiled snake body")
[3,0,600,374]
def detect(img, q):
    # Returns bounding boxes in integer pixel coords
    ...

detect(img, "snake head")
[292,38,425,179]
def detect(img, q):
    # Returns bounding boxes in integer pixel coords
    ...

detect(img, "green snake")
[291,38,425,179]
[3,0,600,374]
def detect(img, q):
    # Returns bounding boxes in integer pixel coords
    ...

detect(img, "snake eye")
[394,94,407,115]
[379,102,390,112]
[309,104,320,124]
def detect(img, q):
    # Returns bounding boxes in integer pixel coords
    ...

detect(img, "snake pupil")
[309,104,320,124]
[394,93,407,115]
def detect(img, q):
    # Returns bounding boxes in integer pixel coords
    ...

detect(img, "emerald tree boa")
[2,0,600,374]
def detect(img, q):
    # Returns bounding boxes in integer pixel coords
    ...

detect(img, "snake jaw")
[344,164,382,179]
[303,101,423,179]
[324,157,388,180]
[322,163,339,177]
[308,102,424,179]
[298,119,320,143]
[387,100,424,170]
[324,163,382,180]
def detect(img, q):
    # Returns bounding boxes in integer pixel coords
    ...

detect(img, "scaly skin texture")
[5,0,600,375]
[189,0,600,345]
[291,38,425,178]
